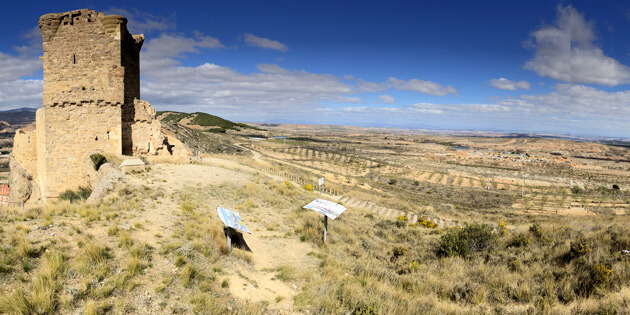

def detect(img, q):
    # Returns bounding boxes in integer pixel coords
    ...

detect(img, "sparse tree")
[523,196,532,213]
[540,194,549,212]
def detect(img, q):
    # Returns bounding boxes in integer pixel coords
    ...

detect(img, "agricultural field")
[1,125,630,313]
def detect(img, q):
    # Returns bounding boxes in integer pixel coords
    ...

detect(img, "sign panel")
[217,207,251,234]
[318,177,324,187]
[303,199,347,220]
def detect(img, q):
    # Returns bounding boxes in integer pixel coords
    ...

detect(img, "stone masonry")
[9,9,189,203]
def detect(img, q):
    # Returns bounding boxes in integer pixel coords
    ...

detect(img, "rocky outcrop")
[8,154,41,204]
[86,163,124,202]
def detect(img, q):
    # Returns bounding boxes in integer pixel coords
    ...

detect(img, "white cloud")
[409,103,444,115]
[13,27,42,56]
[0,52,41,83]
[335,102,511,117]
[141,33,224,71]
[105,7,174,34]
[0,79,42,109]
[357,78,458,96]
[141,62,354,116]
[509,84,630,118]
[490,78,530,90]
[356,79,385,92]
[378,95,395,104]
[387,77,459,96]
[242,33,288,52]
[524,5,630,86]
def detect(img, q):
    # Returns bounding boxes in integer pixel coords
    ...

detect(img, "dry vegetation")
[1,128,630,314]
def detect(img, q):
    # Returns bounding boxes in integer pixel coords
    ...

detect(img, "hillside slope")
[157,111,260,133]
[158,111,264,155]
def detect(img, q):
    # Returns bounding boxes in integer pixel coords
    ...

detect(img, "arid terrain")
[1,114,630,313]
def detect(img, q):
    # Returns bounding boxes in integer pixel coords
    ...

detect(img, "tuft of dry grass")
[118,232,134,249]
[181,264,201,288]
[273,265,298,282]
[232,248,253,265]
[0,252,66,314]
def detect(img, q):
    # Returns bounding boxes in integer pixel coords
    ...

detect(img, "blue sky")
[1,1,630,138]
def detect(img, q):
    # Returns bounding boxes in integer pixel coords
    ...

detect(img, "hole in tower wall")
[107,131,110,140]
[72,54,76,64]
[95,136,98,141]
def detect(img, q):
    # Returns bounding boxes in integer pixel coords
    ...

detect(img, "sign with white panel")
[303,198,347,220]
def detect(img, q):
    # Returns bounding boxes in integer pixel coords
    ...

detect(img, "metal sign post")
[318,177,324,195]
[323,216,328,242]
[217,207,251,253]
[226,227,232,252]
[273,136,287,152]
[303,199,347,243]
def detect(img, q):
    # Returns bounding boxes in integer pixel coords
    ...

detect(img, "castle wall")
[36,104,122,198]
[130,99,164,155]
[9,124,41,204]
[8,8,186,202]
[35,9,143,198]
[12,126,38,178]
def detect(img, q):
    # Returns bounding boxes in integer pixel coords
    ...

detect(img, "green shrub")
[508,233,530,248]
[437,224,496,258]
[395,215,408,228]
[391,246,407,261]
[571,186,583,195]
[575,260,612,297]
[569,237,590,259]
[528,223,544,241]
[353,304,378,315]
[90,153,107,171]
[388,178,397,185]
[77,187,92,200]
[59,190,80,203]
[58,187,91,203]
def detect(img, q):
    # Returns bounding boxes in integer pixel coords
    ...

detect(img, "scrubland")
[1,130,630,314]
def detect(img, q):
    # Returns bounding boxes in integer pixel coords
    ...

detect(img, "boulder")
[86,163,124,202]
[8,154,41,204]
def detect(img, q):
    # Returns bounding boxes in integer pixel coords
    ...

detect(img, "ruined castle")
[10,9,188,203]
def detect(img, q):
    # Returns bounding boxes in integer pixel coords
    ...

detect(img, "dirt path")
[124,160,318,313]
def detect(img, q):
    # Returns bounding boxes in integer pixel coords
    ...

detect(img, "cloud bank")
[525,5,630,86]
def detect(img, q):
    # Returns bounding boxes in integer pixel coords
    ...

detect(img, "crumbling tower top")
[38,9,145,107]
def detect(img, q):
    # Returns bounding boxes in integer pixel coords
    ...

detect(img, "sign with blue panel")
[217,207,251,234]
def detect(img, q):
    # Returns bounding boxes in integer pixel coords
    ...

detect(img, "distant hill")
[0,108,37,125]
[157,111,261,133]
[0,108,37,136]
[156,111,264,154]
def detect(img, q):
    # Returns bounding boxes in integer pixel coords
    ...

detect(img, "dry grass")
[289,208,630,313]
[2,133,629,313]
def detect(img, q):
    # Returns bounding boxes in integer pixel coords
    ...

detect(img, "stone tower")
[39,9,145,156]
[9,9,187,203]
